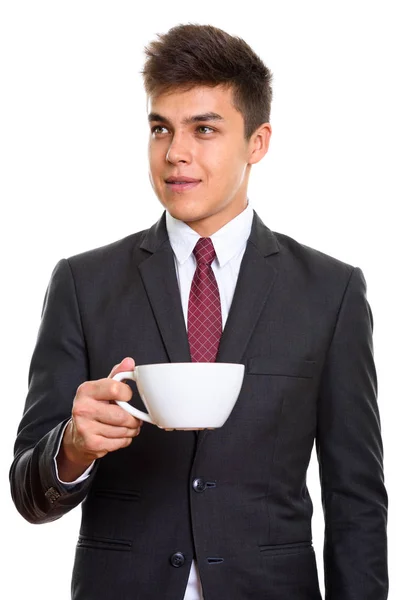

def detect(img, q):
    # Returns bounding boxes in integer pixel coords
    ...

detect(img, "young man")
[10,24,388,600]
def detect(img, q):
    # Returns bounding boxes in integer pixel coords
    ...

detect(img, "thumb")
[108,357,135,379]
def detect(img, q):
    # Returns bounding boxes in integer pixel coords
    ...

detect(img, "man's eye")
[197,126,214,134]
[151,126,168,134]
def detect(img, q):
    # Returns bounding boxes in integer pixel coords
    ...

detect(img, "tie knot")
[193,237,216,266]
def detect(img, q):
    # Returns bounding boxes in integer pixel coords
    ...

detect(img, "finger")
[93,423,141,439]
[108,357,135,379]
[74,397,141,428]
[77,379,133,403]
[95,404,143,428]
[87,435,135,455]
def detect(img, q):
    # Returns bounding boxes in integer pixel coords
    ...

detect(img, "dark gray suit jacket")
[10,210,388,599]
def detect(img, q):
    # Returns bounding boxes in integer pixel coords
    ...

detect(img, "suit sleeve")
[9,258,99,524]
[315,266,388,599]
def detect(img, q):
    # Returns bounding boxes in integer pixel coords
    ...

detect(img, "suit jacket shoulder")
[67,227,149,270]
[271,229,355,279]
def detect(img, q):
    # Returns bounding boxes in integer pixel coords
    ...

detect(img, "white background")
[1,1,398,598]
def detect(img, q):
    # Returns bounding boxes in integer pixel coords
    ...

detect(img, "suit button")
[44,487,61,504]
[170,552,185,568]
[192,477,206,492]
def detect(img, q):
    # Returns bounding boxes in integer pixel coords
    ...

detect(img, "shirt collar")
[165,200,254,268]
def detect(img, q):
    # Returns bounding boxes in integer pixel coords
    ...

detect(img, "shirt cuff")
[54,419,96,487]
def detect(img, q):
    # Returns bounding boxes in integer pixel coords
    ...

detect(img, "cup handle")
[112,370,154,424]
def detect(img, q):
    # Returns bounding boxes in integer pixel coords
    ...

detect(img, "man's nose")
[166,134,192,164]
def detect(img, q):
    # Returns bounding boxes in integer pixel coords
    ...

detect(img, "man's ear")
[247,123,272,165]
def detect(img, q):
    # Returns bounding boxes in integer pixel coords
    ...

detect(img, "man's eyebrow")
[148,112,225,126]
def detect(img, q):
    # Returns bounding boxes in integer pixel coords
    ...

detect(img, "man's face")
[147,84,270,236]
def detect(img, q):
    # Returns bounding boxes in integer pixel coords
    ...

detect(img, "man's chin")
[161,199,208,224]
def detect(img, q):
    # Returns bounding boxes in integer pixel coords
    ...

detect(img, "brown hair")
[141,24,273,140]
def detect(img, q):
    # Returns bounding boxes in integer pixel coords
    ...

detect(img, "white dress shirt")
[55,199,254,599]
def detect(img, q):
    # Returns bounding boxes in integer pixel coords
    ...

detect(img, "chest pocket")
[247,356,316,379]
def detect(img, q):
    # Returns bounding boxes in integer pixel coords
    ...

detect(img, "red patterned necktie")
[188,237,222,363]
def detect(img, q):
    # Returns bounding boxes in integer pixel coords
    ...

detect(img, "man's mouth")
[165,177,201,192]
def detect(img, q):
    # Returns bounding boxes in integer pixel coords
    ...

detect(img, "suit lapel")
[216,234,278,364]
[138,215,192,364]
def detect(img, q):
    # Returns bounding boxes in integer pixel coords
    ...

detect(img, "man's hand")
[57,357,142,482]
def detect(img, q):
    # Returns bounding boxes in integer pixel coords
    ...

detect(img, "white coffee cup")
[112,362,245,430]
